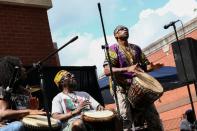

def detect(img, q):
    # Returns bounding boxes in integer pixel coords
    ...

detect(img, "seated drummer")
[0,56,46,131]
[52,70,104,131]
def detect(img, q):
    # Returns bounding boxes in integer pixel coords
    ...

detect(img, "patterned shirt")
[0,86,30,110]
[103,43,149,91]
[51,91,99,117]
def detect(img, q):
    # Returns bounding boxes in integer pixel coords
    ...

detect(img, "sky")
[47,0,197,77]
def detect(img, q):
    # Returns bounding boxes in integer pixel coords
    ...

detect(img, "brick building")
[0,0,59,66]
[1,0,197,130]
[144,17,197,131]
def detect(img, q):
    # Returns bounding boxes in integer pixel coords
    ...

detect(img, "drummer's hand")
[147,62,164,72]
[96,105,104,111]
[127,64,144,74]
[28,109,46,115]
[75,100,91,114]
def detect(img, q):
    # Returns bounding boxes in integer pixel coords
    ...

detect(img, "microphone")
[98,3,101,12]
[7,66,19,92]
[68,36,78,43]
[164,20,180,29]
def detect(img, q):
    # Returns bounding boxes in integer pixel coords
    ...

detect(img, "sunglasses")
[114,27,128,34]
[61,74,75,82]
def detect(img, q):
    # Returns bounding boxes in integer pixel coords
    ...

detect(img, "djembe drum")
[82,110,119,131]
[128,72,163,109]
[22,115,61,131]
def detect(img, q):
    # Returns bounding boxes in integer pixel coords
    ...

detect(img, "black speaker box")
[172,37,197,83]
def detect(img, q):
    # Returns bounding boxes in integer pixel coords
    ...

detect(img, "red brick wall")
[0,4,58,66]
[187,30,197,39]
[147,29,197,130]
[147,46,175,66]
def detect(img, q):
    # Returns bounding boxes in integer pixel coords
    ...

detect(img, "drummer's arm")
[0,99,46,120]
[52,112,73,121]
[52,101,89,121]
[104,65,137,76]
[146,62,164,72]
[140,51,163,72]
[0,99,29,120]
[52,109,81,121]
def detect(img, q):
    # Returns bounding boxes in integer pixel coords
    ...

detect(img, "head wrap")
[54,70,71,87]
[114,25,128,36]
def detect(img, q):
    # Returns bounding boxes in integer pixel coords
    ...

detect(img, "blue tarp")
[98,66,185,91]
[148,66,177,80]
[148,66,185,91]
[98,75,109,89]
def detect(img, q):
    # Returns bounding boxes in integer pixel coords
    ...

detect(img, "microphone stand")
[97,3,121,120]
[172,24,196,120]
[7,66,19,93]
[27,36,78,131]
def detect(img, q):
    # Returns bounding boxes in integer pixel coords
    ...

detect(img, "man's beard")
[66,79,78,90]
[118,34,129,40]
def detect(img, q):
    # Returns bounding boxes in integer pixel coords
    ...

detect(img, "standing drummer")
[51,70,104,131]
[103,25,163,131]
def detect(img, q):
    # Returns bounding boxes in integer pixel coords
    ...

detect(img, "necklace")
[66,92,78,103]
[119,44,134,65]
[125,46,130,51]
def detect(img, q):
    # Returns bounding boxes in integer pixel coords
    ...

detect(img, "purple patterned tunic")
[104,43,149,90]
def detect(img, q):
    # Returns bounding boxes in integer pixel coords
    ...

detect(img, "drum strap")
[119,44,135,66]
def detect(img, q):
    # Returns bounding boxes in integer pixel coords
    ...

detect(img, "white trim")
[144,17,197,56]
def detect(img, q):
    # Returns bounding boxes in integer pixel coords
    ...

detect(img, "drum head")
[134,72,163,93]
[82,110,115,122]
[22,115,59,128]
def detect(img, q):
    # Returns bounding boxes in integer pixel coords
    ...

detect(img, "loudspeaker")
[172,37,197,83]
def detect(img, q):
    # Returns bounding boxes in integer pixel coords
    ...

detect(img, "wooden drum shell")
[128,72,163,109]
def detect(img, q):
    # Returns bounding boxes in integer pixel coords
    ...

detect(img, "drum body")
[128,72,163,109]
[82,110,120,131]
[22,115,61,131]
